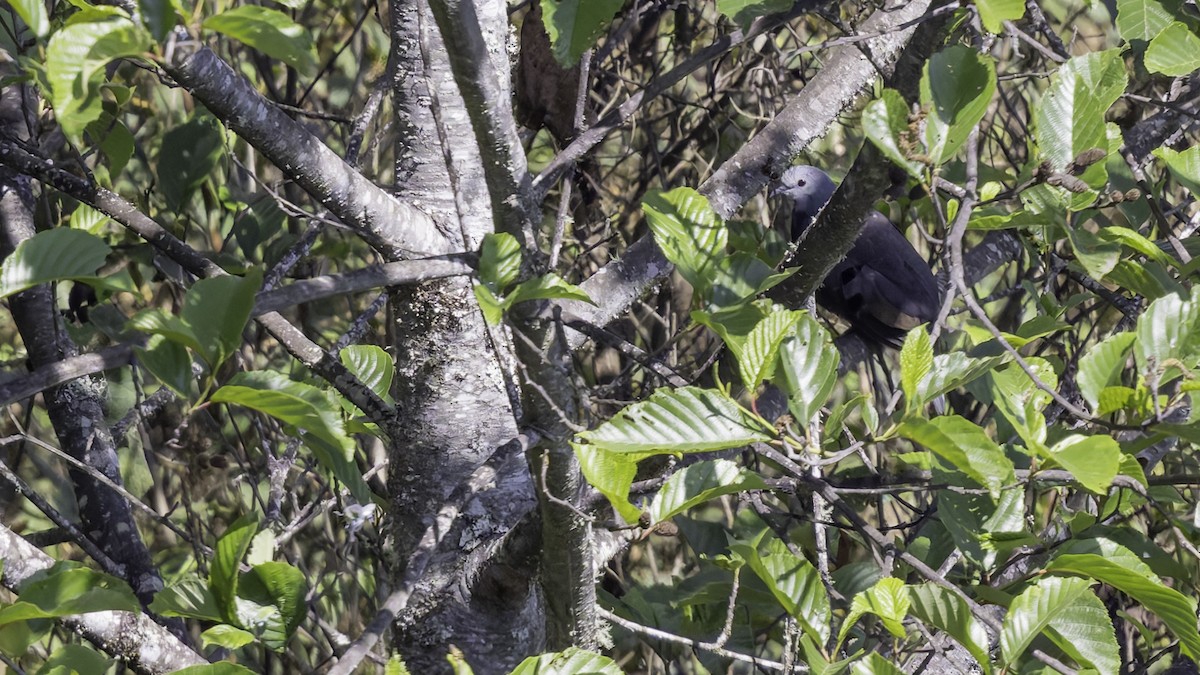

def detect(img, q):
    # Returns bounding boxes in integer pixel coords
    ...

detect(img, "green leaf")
[573,443,644,523]
[642,188,726,300]
[778,315,839,423]
[916,352,1010,403]
[1078,332,1136,411]
[136,334,195,398]
[731,531,830,643]
[1135,286,1200,381]
[863,88,925,180]
[10,0,49,39]
[1115,0,1177,42]
[1154,145,1200,199]
[473,284,505,326]
[478,232,521,293]
[897,416,1016,497]
[203,6,317,74]
[212,371,371,503]
[85,111,135,182]
[158,110,226,212]
[39,644,112,675]
[505,273,594,306]
[576,386,770,454]
[0,566,139,625]
[200,624,256,650]
[509,646,623,675]
[738,309,802,390]
[0,229,112,299]
[1047,553,1200,659]
[988,359,1056,448]
[138,0,179,42]
[1034,50,1127,208]
[184,269,261,368]
[210,514,258,625]
[838,577,909,648]
[707,253,791,311]
[647,459,769,523]
[908,584,991,673]
[1000,576,1094,667]
[150,578,223,622]
[1044,585,1120,675]
[45,12,151,139]
[539,0,623,66]
[242,559,307,638]
[850,652,906,675]
[900,327,933,409]
[920,45,997,165]
[339,345,395,404]
[975,0,1025,33]
[1044,434,1120,494]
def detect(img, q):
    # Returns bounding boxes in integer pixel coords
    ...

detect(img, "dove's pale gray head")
[771,166,837,237]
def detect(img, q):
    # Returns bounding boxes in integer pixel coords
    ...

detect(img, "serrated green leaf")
[45,13,151,139]
[0,229,112,299]
[138,0,179,42]
[539,0,623,66]
[707,252,791,311]
[1045,434,1120,494]
[0,566,139,625]
[643,188,726,301]
[976,0,1025,33]
[10,0,49,39]
[150,578,223,622]
[473,284,505,325]
[778,315,839,423]
[863,89,925,180]
[1154,145,1200,199]
[203,6,317,73]
[509,646,623,675]
[1115,0,1177,42]
[505,273,594,306]
[838,577,909,649]
[738,309,802,389]
[1135,286,1200,381]
[850,652,906,675]
[908,584,991,673]
[1045,585,1120,675]
[577,386,770,454]
[239,561,306,649]
[573,443,644,524]
[210,514,258,625]
[1034,50,1127,209]
[647,459,769,523]
[916,352,1010,402]
[731,531,829,643]
[989,359,1055,448]
[1047,553,1200,659]
[39,644,112,675]
[200,624,256,650]
[901,327,933,409]
[1000,576,1093,666]
[339,345,395,404]
[184,269,261,368]
[1078,332,1136,411]
[158,110,226,212]
[897,416,1015,496]
[136,333,195,398]
[212,371,371,503]
[479,232,521,293]
[920,45,997,165]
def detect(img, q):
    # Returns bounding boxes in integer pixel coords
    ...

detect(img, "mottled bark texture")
[386,1,538,672]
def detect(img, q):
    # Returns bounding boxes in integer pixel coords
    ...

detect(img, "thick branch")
[165,48,448,259]
[0,524,204,674]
